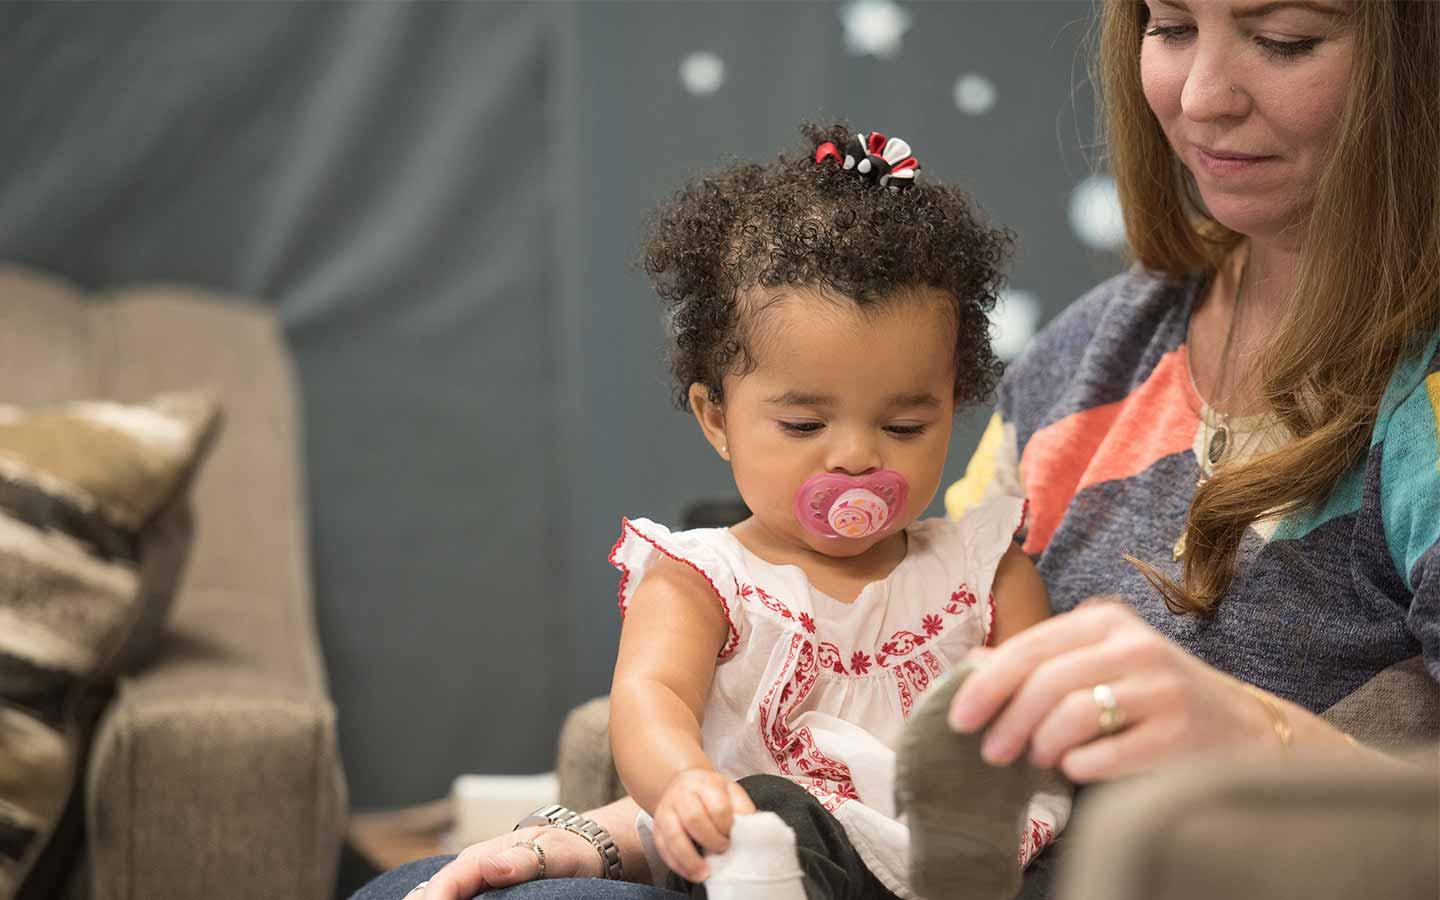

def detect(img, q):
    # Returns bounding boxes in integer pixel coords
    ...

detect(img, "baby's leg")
[896,662,1057,900]
[672,774,899,900]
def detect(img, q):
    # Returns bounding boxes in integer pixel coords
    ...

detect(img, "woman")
[360,1,1440,897]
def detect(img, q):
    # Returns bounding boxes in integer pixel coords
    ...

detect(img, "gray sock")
[895,662,1046,900]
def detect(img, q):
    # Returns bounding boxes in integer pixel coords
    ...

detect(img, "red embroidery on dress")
[757,635,858,807]
[875,630,926,668]
[984,592,998,647]
[946,587,978,612]
[817,642,848,675]
[1016,498,1030,538]
[891,652,941,719]
[893,667,915,717]
[736,581,795,622]
[731,574,986,673]
[1018,817,1055,868]
[799,778,860,812]
[921,650,942,677]
[610,520,741,659]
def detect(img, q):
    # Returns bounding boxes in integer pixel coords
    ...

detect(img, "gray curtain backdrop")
[0,1,1121,810]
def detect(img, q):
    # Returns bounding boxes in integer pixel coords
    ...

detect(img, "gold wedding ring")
[1092,683,1126,734]
[515,839,547,880]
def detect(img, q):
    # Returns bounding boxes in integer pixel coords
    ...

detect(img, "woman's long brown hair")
[1097,0,1440,614]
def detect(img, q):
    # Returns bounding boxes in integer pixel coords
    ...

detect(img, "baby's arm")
[610,556,755,881]
[987,543,1051,644]
[981,543,1070,866]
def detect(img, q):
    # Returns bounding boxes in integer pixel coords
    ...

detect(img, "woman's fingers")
[978,635,1162,765]
[416,849,499,899]
[949,603,1125,733]
[422,841,536,898]
[416,827,592,899]
[1025,678,1164,769]
[1057,715,1182,783]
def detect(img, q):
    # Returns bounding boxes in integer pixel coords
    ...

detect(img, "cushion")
[0,390,219,900]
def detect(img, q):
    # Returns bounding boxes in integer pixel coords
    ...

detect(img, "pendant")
[1207,427,1229,466]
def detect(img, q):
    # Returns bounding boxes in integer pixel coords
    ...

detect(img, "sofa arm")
[1057,752,1439,900]
[556,696,625,813]
[84,588,346,900]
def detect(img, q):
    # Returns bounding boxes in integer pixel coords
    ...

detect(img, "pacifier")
[794,470,909,540]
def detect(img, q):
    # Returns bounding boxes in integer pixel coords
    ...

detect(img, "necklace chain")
[1175,249,1250,562]
[1201,249,1250,484]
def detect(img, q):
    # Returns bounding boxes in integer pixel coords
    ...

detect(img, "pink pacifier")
[794,470,909,540]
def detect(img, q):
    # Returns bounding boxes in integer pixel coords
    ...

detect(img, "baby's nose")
[825,436,881,476]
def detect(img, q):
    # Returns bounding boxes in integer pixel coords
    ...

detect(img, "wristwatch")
[515,803,624,880]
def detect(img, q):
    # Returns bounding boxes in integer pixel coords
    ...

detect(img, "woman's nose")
[1181,43,1250,123]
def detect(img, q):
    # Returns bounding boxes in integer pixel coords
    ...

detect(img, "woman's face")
[1139,0,1354,240]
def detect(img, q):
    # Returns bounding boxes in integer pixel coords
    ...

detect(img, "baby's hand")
[653,768,756,882]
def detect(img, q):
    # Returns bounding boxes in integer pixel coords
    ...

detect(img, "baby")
[608,124,1069,900]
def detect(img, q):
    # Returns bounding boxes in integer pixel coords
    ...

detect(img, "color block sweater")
[946,265,1440,717]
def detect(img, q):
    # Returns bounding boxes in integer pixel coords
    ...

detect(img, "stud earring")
[719,445,729,458]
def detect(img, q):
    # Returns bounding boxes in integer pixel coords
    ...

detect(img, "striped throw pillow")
[0,390,219,899]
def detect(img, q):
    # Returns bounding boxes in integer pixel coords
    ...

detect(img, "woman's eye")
[1144,23,1194,44]
[884,424,927,437]
[778,421,824,435]
[1255,35,1322,59]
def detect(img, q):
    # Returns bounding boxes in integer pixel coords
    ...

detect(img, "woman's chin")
[1195,193,1306,243]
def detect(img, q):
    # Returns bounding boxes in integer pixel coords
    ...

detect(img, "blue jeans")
[347,856,687,900]
[349,850,1058,900]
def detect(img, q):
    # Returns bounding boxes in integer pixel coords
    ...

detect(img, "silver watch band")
[514,803,624,880]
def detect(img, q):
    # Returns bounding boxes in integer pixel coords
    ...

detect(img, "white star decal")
[992,290,1041,362]
[679,51,726,96]
[840,0,912,60]
[1069,175,1128,251]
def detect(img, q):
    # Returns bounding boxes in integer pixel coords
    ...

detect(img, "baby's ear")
[688,383,728,458]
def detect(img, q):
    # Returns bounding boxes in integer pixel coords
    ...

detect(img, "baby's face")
[713,287,958,559]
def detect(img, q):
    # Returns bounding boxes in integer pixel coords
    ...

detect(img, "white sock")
[704,812,808,900]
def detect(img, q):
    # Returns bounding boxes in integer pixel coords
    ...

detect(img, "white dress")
[609,497,1070,899]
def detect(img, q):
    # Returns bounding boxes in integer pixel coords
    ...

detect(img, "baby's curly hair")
[642,122,1012,410]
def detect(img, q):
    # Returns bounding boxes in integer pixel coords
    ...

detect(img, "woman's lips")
[1194,145,1275,176]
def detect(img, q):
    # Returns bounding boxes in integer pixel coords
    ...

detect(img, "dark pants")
[348,856,684,900]
[668,775,901,900]
[345,785,1063,900]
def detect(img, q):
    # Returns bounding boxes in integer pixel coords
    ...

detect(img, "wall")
[0,1,1123,809]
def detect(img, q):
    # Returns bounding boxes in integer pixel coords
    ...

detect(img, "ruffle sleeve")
[951,496,1028,646]
[608,517,745,660]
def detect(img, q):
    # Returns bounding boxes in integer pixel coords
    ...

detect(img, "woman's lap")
[349,856,687,900]
[351,840,1058,900]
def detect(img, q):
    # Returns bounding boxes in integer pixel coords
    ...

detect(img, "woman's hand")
[948,600,1276,783]
[653,768,756,883]
[412,825,602,899]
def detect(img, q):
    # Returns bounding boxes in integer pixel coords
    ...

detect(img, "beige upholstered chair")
[0,265,346,900]
[1058,753,1438,900]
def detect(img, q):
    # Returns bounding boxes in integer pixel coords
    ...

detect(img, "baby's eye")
[778,420,824,435]
[884,424,927,437]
